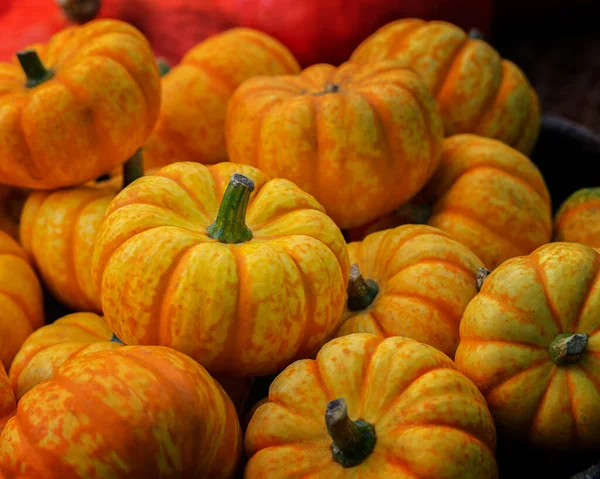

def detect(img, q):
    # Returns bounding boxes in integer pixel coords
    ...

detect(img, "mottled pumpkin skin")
[0,185,28,241]
[554,187,600,251]
[0,19,161,189]
[144,28,300,170]
[350,19,540,155]
[9,312,121,401]
[455,242,600,450]
[246,334,498,478]
[0,363,15,435]
[337,225,484,358]
[92,162,350,377]
[422,134,552,269]
[20,182,119,313]
[0,345,242,478]
[0,231,44,368]
[225,60,444,229]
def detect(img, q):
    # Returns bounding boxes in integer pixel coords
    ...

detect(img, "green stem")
[207,173,254,244]
[122,149,144,190]
[549,333,589,365]
[476,267,491,292]
[325,398,376,468]
[17,50,54,88]
[156,58,171,77]
[468,28,485,40]
[347,264,379,311]
[110,334,124,345]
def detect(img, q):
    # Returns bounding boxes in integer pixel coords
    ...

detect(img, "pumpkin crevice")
[347,264,379,311]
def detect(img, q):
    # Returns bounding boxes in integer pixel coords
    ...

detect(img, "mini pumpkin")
[143,27,300,170]
[421,134,552,269]
[0,231,44,368]
[0,19,161,189]
[553,187,600,251]
[19,152,144,312]
[92,162,350,376]
[9,312,122,401]
[455,242,600,450]
[245,333,498,478]
[337,224,485,358]
[0,345,242,478]
[350,19,540,154]
[0,362,15,435]
[225,59,444,229]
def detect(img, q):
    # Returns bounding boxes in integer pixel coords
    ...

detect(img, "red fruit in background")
[214,0,495,66]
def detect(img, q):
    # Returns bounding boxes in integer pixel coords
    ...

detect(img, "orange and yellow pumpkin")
[0,231,44,368]
[455,242,600,450]
[553,187,600,251]
[0,346,243,478]
[225,59,444,229]
[0,362,15,435]
[246,333,498,478]
[9,312,122,401]
[143,27,300,170]
[0,19,161,189]
[350,19,540,154]
[337,224,485,358]
[92,162,350,377]
[421,134,552,269]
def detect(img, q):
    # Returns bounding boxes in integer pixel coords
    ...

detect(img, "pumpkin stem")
[110,334,124,344]
[468,28,485,40]
[156,58,171,77]
[572,461,600,479]
[58,0,101,24]
[122,149,144,189]
[17,50,54,88]
[347,264,379,311]
[476,267,491,291]
[549,333,589,365]
[325,398,376,468]
[313,83,341,96]
[207,173,255,244]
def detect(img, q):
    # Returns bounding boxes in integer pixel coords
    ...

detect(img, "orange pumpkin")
[143,27,300,170]
[0,345,242,478]
[0,363,15,435]
[0,19,161,189]
[337,225,485,358]
[92,162,350,376]
[455,242,600,450]
[421,134,552,269]
[553,187,600,251]
[225,59,444,229]
[350,19,540,155]
[245,333,498,478]
[19,153,144,312]
[9,312,122,401]
[0,231,44,368]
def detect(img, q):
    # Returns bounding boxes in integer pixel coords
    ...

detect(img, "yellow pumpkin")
[554,187,600,251]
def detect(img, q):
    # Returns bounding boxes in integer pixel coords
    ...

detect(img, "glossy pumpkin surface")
[553,187,600,250]
[0,362,15,435]
[143,27,300,170]
[92,162,350,376]
[455,242,600,450]
[246,333,498,478]
[0,345,242,478]
[422,134,552,269]
[0,19,161,189]
[350,19,540,155]
[0,231,44,368]
[9,312,122,401]
[225,59,444,229]
[337,225,485,358]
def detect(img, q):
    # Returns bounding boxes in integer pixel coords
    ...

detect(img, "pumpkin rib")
[16,100,38,180]
[458,338,546,350]
[153,171,214,220]
[463,60,506,135]
[510,81,538,151]
[0,291,36,332]
[578,362,600,398]
[179,60,238,94]
[235,29,301,76]
[357,334,385,417]
[574,260,600,331]
[250,209,324,232]
[566,370,581,444]
[477,292,545,333]
[485,356,551,398]
[528,368,558,437]
[251,98,283,175]
[556,200,600,228]
[387,257,476,285]
[366,310,386,336]
[431,38,470,97]
[385,21,425,60]
[314,357,335,400]
[384,291,461,332]
[528,256,564,334]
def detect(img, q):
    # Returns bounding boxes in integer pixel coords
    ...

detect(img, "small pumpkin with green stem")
[245,333,498,478]
[0,19,161,189]
[92,162,350,376]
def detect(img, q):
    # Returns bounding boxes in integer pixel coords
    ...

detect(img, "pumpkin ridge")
[179,60,238,94]
[10,418,63,477]
[386,257,477,285]
[153,171,214,222]
[0,290,37,332]
[250,96,283,176]
[577,362,600,399]
[528,367,558,438]
[385,21,425,63]
[565,369,581,444]
[381,453,422,478]
[250,209,322,233]
[485,356,551,400]
[528,256,565,334]
[356,336,387,419]
[431,37,470,98]
[555,200,600,230]
[573,259,600,332]
[16,99,41,181]
[314,356,335,400]
[458,338,546,350]
[235,29,301,76]
[463,58,506,134]
[477,292,552,335]
[511,80,540,152]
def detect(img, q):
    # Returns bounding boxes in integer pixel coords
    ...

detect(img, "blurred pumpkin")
[9,312,122,401]
[0,19,160,189]
[143,27,300,170]
[455,242,600,450]
[553,187,600,250]
[350,19,540,155]
[0,231,44,368]
[0,345,243,478]
[246,333,498,478]
[337,225,485,358]
[92,162,350,376]
[0,363,15,435]
[226,59,444,229]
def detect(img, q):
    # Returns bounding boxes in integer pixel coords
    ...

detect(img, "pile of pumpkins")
[0,17,599,479]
